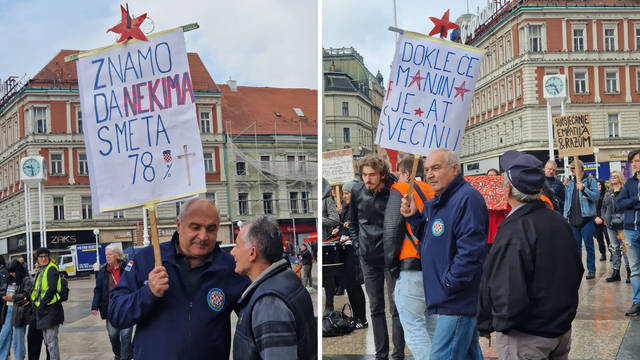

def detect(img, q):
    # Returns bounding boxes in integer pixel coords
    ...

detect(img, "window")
[78,153,88,175]
[200,112,211,133]
[500,83,505,104]
[605,71,618,93]
[573,29,584,51]
[263,193,274,214]
[290,192,299,213]
[301,192,309,213]
[604,29,616,51]
[574,72,587,93]
[287,155,296,174]
[77,110,83,133]
[508,80,513,101]
[33,107,47,134]
[493,87,498,108]
[608,114,619,138]
[481,93,486,113]
[260,156,271,174]
[51,154,63,175]
[516,74,522,97]
[206,192,216,204]
[342,102,349,116]
[53,197,64,220]
[82,197,92,219]
[637,70,640,92]
[113,211,124,219]
[506,39,511,60]
[487,90,492,109]
[499,44,503,65]
[238,193,249,215]
[636,28,640,50]
[236,162,247,176]
[529,26,542,52]
[204,153,214,173]
[343,128,351,142]
[298,155,306,174]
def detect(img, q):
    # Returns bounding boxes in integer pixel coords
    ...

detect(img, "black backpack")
[58,276,69,302]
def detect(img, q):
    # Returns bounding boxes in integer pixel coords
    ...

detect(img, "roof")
[27,50,218,91]
[219,84,317,136]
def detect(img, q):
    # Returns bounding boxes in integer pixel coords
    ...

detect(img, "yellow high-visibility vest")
[31,262,61,307]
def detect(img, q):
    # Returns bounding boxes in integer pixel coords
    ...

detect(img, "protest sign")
[375,31,484,157]
[464,176,507,210]
[553,113,593,158]
[77,27,206,214]
[322,149,355,185]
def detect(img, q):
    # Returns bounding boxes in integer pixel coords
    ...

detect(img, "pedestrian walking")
[595,179,612,261]
[0,260,32,360]
[299,244,313,291]
[30,248,63,360]
[602,170,630,282]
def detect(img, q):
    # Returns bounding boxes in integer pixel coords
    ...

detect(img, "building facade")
[220,81,318,247]
[458,0,640,178]
[323,47,385,157]
[0,49,229,261]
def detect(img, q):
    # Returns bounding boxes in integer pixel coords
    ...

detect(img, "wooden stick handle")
[147,206,162,267]
[406,155,421,202]
[574,156,582,183]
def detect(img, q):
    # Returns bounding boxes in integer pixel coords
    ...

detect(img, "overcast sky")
[323,0,491,80]
[0,0,318,90]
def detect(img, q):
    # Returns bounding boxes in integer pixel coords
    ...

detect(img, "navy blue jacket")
[545,176,565,213]
[92,261,126,320]
[108,233,250,360]
[617,173,640,231]
[407,173,488,316]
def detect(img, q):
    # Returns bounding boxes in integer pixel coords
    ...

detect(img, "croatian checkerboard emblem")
[163,150,172,162]
[207,288,225,311]
[432,219,444,236]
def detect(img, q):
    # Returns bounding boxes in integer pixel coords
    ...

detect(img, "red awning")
[303,233,318,242]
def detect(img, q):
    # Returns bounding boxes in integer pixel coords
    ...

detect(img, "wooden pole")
[573,156,582,183]
[145,203,162,266]
[406,154,421,202]
[334,185,342,213]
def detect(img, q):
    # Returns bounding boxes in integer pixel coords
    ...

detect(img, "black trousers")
[595,224,611,255]
[361,259,405,360]
[28,315,50,360]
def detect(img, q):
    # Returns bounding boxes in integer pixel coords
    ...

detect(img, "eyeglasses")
[37,255,49,259]
[611,175,619,179]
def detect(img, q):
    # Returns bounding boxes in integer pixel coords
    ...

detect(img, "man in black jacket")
[349,155,403,360]
[478,150,584,359]
[544,160,565,213]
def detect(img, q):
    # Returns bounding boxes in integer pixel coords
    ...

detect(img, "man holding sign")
[108,198,250,360]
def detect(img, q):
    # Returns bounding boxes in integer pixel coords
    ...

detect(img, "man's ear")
[249,246,259,263]
[452,163,460,176]
[176,218,181,233]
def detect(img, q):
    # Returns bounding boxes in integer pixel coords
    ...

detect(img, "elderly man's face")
[231,225,252,276]
[425,150,458,195]
[176,200,219,262]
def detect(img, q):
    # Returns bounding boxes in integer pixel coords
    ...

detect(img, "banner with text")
[77,28,206,213]
[553,113,593,157]
[375,31,484,157]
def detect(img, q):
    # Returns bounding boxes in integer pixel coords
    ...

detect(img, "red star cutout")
[107,5,148,43]
[428,9,460,38]
[414,108,424,117]
[408,70,425,91]
[453,81,471,101]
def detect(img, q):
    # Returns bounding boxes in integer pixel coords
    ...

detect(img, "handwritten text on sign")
[322,149,355,185]
[375,32,484,156]
[553,113,593,157]
[77,28,206,213]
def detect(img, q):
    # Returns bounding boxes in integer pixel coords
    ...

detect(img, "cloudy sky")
[0,0,318,90]
[323,0,492,80]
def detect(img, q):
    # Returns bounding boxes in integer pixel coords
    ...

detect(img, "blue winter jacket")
[406,173,488,316]
[617,173,640,231]
[563,176,599,219]
[108,233,250,360]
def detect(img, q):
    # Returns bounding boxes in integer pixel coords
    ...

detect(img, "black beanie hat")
[36,248,51,258]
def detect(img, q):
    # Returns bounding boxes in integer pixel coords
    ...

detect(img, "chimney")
[227,79,238,92]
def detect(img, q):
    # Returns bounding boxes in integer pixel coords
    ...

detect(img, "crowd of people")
[323,147,640,360]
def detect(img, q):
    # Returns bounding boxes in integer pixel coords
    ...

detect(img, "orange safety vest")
[540,194,553,209]
[391,181,435,261]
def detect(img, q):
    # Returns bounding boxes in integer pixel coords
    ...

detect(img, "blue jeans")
[106,320,133,360]
[429,315,483,360]
[0,305,26,360]
[394,270,438,360]
[625,230,640,303]
[571,218,596,274]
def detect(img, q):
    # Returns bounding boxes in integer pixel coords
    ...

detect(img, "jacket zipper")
[184,301,192,359]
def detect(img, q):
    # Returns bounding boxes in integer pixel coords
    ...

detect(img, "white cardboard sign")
[375,32,484,157]
[77,28,206,213]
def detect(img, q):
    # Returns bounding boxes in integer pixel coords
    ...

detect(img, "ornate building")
[458,0,640,178]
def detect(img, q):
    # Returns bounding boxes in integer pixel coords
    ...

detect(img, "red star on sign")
[453,81,471,101]
[428,9,460,38]
[414,108,424,117]
[408,70,425,91]
[107,5,148,43]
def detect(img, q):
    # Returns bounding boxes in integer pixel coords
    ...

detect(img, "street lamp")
[594,147,600,179]
[93,228,100,265]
